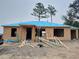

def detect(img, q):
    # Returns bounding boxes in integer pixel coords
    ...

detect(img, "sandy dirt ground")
[0,40,79,59]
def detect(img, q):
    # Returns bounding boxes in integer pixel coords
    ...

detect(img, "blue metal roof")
[20,21,65,27]
[4,23,20,26]
[2,21,67,27]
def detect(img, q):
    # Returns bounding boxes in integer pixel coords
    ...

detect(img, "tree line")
[31,0,79,27]
[63,0,79,27]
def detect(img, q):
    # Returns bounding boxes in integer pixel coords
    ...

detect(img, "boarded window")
[11,28,17,37]
[54,29,64,37]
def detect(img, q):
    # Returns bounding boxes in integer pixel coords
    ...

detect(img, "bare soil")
[0,40,79,59]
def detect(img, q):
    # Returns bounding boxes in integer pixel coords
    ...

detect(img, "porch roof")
[67,26,79,29]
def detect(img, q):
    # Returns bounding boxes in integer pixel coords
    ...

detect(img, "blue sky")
[0,0,74,33]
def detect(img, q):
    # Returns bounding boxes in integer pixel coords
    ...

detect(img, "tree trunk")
[51,15,52,23]
[38,14,40,21]
[38,14,41,41]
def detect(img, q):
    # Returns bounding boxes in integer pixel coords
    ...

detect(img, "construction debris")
[18,40,26,48]
[18,37,69,50]
[53,37,70,49]
[39,37,69,49]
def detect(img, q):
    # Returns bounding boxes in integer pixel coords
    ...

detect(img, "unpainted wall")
[3,27,21,41]
[45,27,71,40]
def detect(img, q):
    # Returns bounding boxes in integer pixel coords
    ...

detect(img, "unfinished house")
[2,21,79,42]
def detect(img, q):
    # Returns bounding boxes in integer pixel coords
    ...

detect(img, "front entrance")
[71,30,76,40]
[26,28,32,40]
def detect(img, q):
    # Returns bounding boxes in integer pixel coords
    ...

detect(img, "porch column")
[76,30,78,39]
[19,27,24,42]
[32,27,36,42]
[45,28,53,39]
[19,26,26,42]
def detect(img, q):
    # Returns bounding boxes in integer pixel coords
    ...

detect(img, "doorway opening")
[78,30,79,39]
[71,30,76,40]
[26,28,32,40]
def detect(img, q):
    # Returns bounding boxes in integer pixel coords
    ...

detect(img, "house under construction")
[2,21,79,42]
